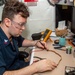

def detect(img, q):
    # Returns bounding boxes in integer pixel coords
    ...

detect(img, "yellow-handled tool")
[40,29,52,42]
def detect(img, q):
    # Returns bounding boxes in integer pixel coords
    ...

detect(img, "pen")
[39,41,49,51]
[39,41,45,49]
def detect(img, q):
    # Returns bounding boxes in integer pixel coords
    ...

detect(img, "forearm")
[3,64,38,75]
[22,39,46,49]
[22,39,38,47]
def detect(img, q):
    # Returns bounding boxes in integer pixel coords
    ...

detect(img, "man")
[0,0,57,75]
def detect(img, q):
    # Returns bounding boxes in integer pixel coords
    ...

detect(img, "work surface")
[30,40,75,75]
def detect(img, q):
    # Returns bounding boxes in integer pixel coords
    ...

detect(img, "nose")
[21,25,25,30]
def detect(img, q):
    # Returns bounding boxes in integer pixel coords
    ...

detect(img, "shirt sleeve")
[0,49,6,75]
[16,36,25,47]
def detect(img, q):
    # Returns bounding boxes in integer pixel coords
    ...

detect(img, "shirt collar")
[0,28,10,46]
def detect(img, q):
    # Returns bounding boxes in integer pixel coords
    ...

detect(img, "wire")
[24,47,29,51]
[33,40,62,65]
[33,49,62,66]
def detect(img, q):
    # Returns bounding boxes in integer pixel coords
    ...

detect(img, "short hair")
[2,0,29,22]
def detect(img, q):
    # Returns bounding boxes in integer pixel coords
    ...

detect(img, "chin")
[14,34,20,37]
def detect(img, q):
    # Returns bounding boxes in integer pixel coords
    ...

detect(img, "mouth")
[19,31,23,35]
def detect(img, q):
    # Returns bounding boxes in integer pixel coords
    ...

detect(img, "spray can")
[66,46,72,54]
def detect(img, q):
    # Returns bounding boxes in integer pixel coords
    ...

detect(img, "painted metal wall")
[0,0,55,39]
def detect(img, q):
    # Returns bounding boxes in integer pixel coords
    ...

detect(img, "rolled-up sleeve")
[16,36,25,47]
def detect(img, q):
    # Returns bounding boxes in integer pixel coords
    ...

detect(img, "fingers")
[51,61,57,67]
[46,59,57,70]
[32,59,57,73]
[50,62,57,70]
[39,41,45,49]
[35,40,48,50]
[39,41,48,49]
[40,59,57,71]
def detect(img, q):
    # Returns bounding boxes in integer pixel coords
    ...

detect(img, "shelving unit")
[55,0,74,28]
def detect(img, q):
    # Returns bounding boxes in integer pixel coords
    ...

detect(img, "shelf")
[56,0,74,6]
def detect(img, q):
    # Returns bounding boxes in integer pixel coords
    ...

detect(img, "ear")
[4,18,11,27]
